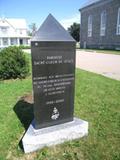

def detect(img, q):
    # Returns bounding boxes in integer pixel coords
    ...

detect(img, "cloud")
[60,14,80,29]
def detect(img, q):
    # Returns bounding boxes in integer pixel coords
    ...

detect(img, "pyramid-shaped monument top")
[32,14,75,42]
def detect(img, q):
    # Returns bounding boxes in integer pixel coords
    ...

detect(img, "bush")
[19,45,31,49]
[0,46,29,80]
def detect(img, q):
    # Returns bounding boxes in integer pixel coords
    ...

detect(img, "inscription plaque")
[31,14,76,129]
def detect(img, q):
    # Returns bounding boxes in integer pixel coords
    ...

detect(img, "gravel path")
[76,50,120,81]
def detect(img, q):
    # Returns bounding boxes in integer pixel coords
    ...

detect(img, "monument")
[22,14,88,153]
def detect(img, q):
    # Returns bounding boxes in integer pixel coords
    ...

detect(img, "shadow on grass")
[13,99,34,151]
[14,99,34,130]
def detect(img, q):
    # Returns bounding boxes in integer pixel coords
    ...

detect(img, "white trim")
[8,38,10,46]
[88,15,92,37]
[116,8,120,35]
[100,10,106,36]
[17,38,19,46]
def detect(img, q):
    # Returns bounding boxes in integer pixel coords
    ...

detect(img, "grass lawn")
[77,48,120,55]
[0,65,120,159]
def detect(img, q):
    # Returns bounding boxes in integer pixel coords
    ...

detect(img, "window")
[100,11,107,36]
[2,38,8,46]
[1,27,7,33]
[88,15,92,37]
[116,8,120,35]
[10,38,17,45]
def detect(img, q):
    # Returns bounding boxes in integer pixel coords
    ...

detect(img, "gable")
[0,18,27,29]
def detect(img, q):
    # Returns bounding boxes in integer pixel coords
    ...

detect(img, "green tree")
[28,23,37,36]
[68,23,80,42]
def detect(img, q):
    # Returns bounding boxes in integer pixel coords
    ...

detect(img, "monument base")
[22,118,88,153]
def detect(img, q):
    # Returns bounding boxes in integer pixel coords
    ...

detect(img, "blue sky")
[0,0,88,29]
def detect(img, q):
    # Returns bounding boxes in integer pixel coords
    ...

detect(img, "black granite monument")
[31,14,76,129]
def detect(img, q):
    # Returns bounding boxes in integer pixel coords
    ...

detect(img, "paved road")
[76,50,120,80]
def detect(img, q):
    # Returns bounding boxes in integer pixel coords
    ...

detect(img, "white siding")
[0,18,30,48]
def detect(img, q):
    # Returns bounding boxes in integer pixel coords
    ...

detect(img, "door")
[19,39,23,45]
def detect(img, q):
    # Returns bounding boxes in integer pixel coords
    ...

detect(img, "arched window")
[116,8,120,35]
[100,11,107,36]
[88,15,92,37]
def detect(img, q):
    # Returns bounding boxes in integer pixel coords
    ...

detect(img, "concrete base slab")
[22,118,88,153]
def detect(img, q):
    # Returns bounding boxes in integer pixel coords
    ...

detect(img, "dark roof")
[32,14,75,42]
[79,0,102,11]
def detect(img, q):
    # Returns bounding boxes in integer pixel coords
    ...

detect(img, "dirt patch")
[20,93,33,104]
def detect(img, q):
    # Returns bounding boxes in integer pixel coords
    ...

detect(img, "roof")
[79,0,102,11]
[0,18,27,29]
[32,14,75,42]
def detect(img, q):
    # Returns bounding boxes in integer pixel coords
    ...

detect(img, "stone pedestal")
[22,118,88,153]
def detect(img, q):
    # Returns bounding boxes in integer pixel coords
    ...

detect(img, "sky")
[0,0,88,29]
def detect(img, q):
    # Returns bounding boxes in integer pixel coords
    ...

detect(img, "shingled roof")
[79,0,102,10]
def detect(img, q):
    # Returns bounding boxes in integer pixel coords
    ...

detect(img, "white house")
[0,18,31,48]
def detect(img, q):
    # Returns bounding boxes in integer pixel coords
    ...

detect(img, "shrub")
[0,46,29,80]
[19,45,31,49]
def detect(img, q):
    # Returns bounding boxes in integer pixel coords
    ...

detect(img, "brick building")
[79,0,120,50]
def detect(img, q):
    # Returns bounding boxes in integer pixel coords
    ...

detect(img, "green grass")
[0,67,120,159]
[77,48,120,55]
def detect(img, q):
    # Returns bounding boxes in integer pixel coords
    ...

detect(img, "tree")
[68,23,80,42]
[28,23,37,36]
